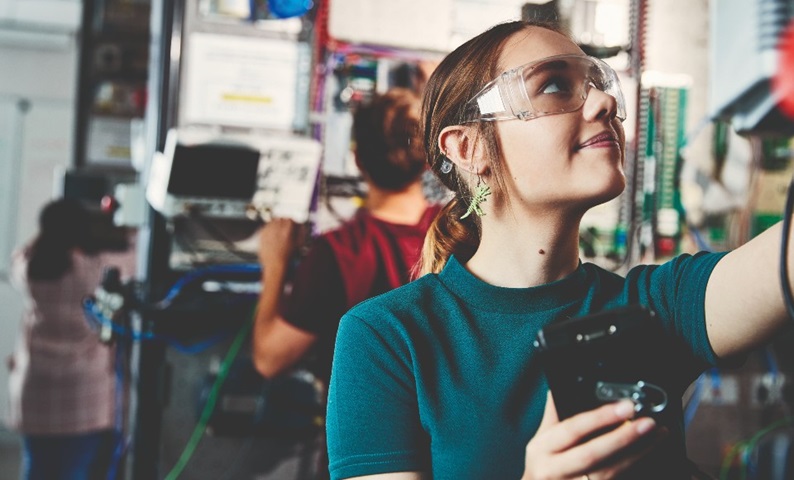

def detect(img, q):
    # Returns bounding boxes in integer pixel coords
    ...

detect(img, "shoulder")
[577,252,729,311]
[352,273,438,311]
[623,251,729,282]
[334,275,442,375]
[340,274,441,329]
[321,211,371,251]
[580,251,727,283]
[290,236,340,285]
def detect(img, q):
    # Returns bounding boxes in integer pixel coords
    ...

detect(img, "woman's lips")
[577,132,619,149]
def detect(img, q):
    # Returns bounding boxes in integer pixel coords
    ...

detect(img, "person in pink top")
[6,198,136,480]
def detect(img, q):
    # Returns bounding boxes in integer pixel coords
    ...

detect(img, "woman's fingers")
[550,416,660,475]
[539,400,638,453]
[525,400,662,480]
[535,391,560,435]
[582,426,670,479]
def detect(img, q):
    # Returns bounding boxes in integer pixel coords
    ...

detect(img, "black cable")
[779,175,794,321]
[187,209,258,262]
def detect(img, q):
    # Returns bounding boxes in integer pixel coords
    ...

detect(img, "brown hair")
[27,198,130,281]
[27,199,97,281]
[353,87,425,191]
[417,20,563,274]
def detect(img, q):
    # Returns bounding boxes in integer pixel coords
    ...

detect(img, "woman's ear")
[439,125,488,175]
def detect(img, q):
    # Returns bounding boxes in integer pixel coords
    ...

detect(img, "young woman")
[325,20,791,480]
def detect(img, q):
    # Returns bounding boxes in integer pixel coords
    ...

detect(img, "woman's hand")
[522,393,664,480]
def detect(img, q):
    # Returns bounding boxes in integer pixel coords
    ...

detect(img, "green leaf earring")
[461,176,491,219]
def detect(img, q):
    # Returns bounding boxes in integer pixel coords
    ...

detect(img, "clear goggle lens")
[461,55,626,123]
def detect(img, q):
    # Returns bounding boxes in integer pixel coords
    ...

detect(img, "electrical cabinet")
[74,0,150,170]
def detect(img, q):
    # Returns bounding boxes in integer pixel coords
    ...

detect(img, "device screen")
[167,143,260,199]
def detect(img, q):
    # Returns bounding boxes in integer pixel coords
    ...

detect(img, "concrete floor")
[0,425,323,480]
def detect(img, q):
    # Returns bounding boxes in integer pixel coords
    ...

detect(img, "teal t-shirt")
[327,252,728,479]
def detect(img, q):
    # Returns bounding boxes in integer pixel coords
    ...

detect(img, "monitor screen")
[167,143,260,199]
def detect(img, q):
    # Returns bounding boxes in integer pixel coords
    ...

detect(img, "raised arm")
[704,221,792,358]
[252,218,316,378]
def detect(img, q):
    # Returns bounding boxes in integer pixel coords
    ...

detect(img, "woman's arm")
[704,221,791,358]
[9,248,28,292]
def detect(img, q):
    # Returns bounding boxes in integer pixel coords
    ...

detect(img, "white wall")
[0,9,79,425]
[645,0,712,175]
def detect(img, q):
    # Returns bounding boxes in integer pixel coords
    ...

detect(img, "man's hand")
[258,218,304,268]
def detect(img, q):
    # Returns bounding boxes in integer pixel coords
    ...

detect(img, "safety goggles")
[460,54,626,123]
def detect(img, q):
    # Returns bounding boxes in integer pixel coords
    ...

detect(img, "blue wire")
[685,367,722,430]
[165,331,235,355]
[83,299,156,340]
[687,223,714,252]
[764,347,780,378]
[684,373,705,429]
[153,263,261,310]
[86,263,262,479]
[83,298,233,354]
[710,368,721,392]
[106,339,127,480]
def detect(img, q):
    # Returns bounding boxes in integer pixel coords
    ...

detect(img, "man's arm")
[252,218,317,378]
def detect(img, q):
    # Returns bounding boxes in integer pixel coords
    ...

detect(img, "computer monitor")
[167,142,260,200]
[147,129,261,219]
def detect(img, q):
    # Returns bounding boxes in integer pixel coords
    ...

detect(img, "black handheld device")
[534,305,669,421]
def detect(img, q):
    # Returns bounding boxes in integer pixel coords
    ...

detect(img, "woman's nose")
[582,85,620,122]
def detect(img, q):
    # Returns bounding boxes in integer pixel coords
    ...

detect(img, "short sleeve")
[326,311,429,479]
[280,238,347,337]
[623,251,730,380]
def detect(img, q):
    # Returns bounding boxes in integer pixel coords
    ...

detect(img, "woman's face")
[491,27,626,215]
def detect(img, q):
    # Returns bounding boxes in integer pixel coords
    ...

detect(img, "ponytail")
[415,197,480,276]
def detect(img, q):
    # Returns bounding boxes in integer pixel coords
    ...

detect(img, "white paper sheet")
[182,32,301,130]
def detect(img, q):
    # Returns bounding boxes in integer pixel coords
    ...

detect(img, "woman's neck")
[365,181,429,225]
[465,211,582,288]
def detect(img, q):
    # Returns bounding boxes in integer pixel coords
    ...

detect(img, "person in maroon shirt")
[253,87,441,385]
